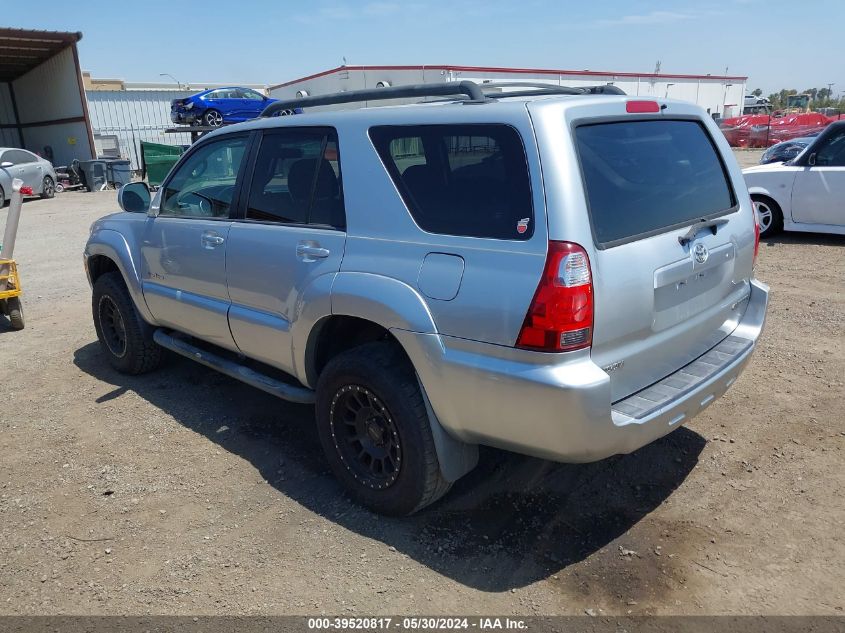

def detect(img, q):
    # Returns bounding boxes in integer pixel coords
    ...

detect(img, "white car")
[743,121,845,237]
[0,147,58,207]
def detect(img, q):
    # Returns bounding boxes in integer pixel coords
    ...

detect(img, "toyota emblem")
[693,243,709,264]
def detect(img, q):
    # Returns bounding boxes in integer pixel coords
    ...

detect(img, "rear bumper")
[395,279,769,463]
[170,110,199,124]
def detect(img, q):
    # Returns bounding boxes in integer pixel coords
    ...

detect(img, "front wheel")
[751,195,783,238]
[92,272,163,374]
[315,342,451,516]
[203,109,223,127]
[41,176,55,199]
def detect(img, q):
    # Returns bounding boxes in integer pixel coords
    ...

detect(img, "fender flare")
[291,272,437,388]
[85,229,155,323]
[330,272,438,333]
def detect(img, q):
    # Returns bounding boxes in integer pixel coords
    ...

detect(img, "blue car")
[170,87,277,127]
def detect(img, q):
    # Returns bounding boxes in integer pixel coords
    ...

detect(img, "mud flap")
[417,375,479,483]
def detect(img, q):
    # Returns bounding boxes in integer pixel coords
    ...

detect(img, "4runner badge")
[516,218,530,234]
[693,243,709,264]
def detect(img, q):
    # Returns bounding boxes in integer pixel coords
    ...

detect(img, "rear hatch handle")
[678,218,730,246]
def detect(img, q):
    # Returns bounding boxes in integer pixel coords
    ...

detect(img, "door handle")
[201,233,225,248]
[296,243,330,261]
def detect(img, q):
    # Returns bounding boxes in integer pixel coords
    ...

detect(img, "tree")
[752,88,763,97]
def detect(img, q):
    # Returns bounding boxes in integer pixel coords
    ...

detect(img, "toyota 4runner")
[84,81,769,515]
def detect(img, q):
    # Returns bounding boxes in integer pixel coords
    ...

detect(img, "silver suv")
[84,81,769,515]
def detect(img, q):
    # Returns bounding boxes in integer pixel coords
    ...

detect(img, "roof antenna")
[342,56,347,66]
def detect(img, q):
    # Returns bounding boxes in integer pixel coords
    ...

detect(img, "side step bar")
[153,330,316,404]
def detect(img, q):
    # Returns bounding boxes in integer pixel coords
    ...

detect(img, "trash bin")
[102,159,132,187]
[140,142,184,187]
[78,160,108,192]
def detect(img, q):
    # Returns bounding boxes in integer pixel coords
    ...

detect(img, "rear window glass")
[370,124,533,240]
[575,120,736,247]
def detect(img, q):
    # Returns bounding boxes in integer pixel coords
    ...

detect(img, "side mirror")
[0,161,13,168]
[808,153,817,166]
[117,182,151,213]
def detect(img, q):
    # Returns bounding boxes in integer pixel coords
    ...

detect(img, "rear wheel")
[315,342,451,516]
[92,272,162,374]
[203,109,223,127]
[0,186,5,207]
[5,296,24,330]
[41,176,55,199]
[751,195,783,238]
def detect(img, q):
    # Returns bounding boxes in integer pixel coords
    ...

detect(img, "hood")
[742,162,790,174]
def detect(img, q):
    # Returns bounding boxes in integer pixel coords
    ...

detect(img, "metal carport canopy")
[0,27,94,164]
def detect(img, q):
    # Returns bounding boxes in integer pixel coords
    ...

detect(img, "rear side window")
[246,129,345,229]
[575,120,736,247]
[370,124,533,240]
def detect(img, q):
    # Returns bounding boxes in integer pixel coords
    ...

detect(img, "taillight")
[516,241,594,352]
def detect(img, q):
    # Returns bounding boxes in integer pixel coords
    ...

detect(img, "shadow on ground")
[74,341,705,592]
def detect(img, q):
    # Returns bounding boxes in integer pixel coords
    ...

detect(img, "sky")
[3,0,844,97]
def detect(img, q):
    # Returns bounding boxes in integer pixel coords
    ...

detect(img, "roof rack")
[261,80,486,117]
[479,81,626,98]
[259,79,626,117]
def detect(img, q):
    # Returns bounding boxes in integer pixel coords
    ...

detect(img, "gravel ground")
[1,151,843,616]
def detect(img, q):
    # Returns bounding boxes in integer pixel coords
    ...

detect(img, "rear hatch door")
[533,100,756,402]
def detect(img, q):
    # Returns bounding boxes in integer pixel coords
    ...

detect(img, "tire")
[0,186,5,207]
[203,109,223,127]
[41,176,55,199]
[92,272,162,374]
[315,342,451,516]
[751,195,783,238]
[6,296,23,330]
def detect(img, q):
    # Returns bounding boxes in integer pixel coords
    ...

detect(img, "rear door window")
[245,129,345,229]
[370,124,533,240]
[575,120,736,247]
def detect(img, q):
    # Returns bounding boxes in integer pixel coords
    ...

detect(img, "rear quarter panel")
[332,105,549,347]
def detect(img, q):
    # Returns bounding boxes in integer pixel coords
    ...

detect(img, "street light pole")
[160,73,182,90]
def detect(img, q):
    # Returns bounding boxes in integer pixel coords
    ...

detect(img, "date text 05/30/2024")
[307,617,527,630]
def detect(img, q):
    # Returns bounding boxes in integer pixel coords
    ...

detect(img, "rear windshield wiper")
[678,218,729,246]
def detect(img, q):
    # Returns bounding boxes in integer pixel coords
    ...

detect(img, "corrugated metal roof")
[271,64,748,90]
[0,27,82,82]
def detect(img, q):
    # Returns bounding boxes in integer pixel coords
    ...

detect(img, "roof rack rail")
[260,80,487,117]
[479,81,626,97]
[260,80,627,117]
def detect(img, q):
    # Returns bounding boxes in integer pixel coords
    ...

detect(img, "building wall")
[270,66,747,117]
[86,89,195,170]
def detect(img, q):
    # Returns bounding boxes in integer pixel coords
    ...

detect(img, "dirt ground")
[1,150,843,616]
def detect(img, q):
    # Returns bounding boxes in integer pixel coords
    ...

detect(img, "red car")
[721,112,835,147]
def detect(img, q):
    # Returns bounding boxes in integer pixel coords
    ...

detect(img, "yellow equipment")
[0,179,29,330]
[0,258,23,330]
